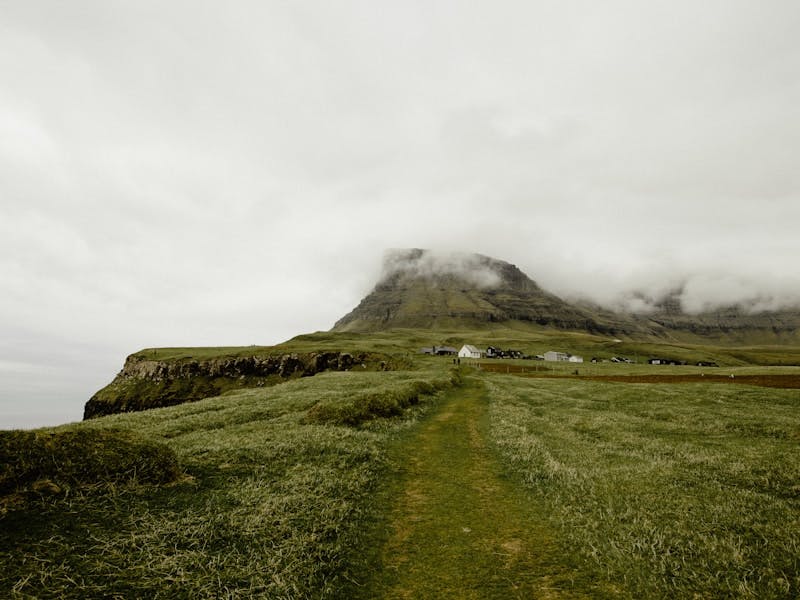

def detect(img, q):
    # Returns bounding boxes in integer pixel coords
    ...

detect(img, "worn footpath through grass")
[354,376,606,599]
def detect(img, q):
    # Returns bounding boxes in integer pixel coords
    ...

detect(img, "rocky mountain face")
[334,249,643,335]
[626,287,800,341]
[84,351,389,419]
[333,249,800,341]
[646,305,800,341]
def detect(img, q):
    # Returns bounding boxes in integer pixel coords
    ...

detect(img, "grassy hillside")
[2,367,458,598]
[293,327,800,367]
[82,326,800,422]
[487,375,800,598]
[4,330,800,597]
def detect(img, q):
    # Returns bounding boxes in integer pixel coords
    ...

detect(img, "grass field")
[187,326,800,368]
[1,368,456,598]
[486,374,800,598]
[3,336,800,598]
[344,378,618,599]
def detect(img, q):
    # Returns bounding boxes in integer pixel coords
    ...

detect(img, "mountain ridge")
[332,249,800,343]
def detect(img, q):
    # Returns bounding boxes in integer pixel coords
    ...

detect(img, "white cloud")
[382,249,502,289]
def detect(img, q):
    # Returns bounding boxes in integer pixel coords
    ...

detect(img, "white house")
[458,344,483,359]
[544,351,583,363]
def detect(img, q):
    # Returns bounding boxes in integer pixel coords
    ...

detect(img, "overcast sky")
[2,1,799,428]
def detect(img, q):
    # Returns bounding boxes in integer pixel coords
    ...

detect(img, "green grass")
[1,368,457,598]
[346,377,615,599]
[5,326,800,598]
[305,371,460,426]
[127,326,800,372]
[0,429,181,518]
[485,374,800,598]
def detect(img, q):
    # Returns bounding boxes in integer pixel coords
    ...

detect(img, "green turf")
[486,374,800,598]
[3,329,800,598]
[1,368,457,598]
[128,326,800,371]
[347,378,614,598]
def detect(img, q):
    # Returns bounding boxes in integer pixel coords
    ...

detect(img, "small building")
[486,347,524,359]
[544,351,583,363]
[420,345,458,356]
[486,346,501,358]
[458,344,483,359]
[648,358,684,365]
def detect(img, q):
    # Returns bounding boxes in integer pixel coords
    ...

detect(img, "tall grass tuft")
[305,371,459,426]
[1,428,180,500]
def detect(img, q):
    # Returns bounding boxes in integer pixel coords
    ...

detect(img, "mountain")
[333,249,800,342]
[333,249,643,335]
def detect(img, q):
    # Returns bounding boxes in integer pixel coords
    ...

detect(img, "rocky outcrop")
[84,351,389,419]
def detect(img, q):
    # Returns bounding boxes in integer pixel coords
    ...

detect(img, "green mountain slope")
[334,249,642,335]
[333,249,800,344]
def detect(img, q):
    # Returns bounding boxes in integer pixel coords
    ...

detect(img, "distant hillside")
[333,249,800,343]
[626,287,800,343]
[647,305,800,343]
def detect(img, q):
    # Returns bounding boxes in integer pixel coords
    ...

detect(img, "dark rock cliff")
[84,351,389,419]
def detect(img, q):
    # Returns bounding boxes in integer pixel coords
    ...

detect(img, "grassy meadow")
[1,368,457,598]
[3,328,800,598]
[486,375,800,598]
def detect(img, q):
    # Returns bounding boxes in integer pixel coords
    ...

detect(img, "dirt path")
[360,377,587,599]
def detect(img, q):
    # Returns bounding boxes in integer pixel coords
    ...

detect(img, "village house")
[458,344,483,359]
[544,351,583,363]
[543,351,569,362]
[486,346,525,359]
[648,358,686,365]
[419,346,458,356]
